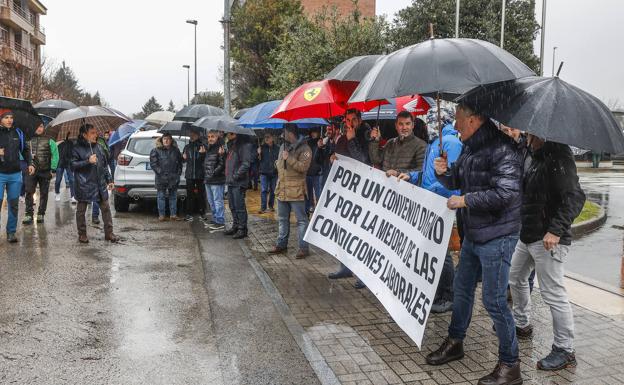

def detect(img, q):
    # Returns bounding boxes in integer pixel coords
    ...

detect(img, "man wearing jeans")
[509,136,585,371]
[427,104,524,385]
[269,124,312,259]
[149,133,183,221]
[257,133,279,213]
[203,130,226,230]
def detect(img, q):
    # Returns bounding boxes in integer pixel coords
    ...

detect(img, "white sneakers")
[70,197,77,204]
[55,193,61,202]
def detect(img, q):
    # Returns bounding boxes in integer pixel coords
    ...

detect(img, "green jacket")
[30,136,59,171]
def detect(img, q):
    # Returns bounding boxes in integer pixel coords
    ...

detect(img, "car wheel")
[114,194,130,212]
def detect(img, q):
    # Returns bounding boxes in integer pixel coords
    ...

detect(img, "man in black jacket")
[258,132,279,213]
[55,133,76,203]
[182,130,206,221]
[150,133,183,221]
[0,109,33,243]
[224,132,252,239]
[509,136,585,372]
[203,130,226,230]
[305,128,323,214]
[71,124,118,244]
[427,104,524,385]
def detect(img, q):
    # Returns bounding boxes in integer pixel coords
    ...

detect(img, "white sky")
[42,0,624,115]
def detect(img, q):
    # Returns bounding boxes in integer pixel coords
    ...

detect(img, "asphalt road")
[0,192,319,385]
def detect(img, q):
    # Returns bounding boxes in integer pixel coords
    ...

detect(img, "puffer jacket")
[369,133,427,173]
[149,137,183,190]
[521,142,585,246]
[183,139,206,180]
[259,143,279,175]
[224,137,253,187]
[203,141,225,185]
[30,135,59,172]
[437,120,523,243]
[71,136,112,202]
[275,137,312,202]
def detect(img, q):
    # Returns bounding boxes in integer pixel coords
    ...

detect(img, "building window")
[0,26,8,45]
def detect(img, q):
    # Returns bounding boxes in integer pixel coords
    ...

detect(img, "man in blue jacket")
[399,106,462,314]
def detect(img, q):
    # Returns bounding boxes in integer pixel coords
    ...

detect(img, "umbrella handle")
[436,93,445,157]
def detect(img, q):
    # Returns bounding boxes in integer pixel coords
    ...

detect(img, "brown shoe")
[295,249,310,259]
[426,337,464,366]
[158,216,168,222]
[78,235,89,244]
[170,216,183,221]
[478,361,522,385]
[105,234,120,243]
[268,246,287,254]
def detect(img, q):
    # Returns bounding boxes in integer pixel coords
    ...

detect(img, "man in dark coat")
[258,132,279,213]
[427,104,524,385]
[55,133,76,203]
[150,132,183,221]
[203,130,226,230]
[71,124,118,243]
[305,128,323,214]
[182,130,206,221]
[224,132,252,239]
[509,136,585,372]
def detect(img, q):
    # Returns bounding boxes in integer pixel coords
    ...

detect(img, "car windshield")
[126,137,189,155]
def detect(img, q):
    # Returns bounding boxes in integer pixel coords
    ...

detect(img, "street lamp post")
[500,0,506,48]
[183,65,190,105]
[552,46,558,76]
[455,0,460,38]
[223,0,233,115]
[186,19,198,100]
[539,0,547,76]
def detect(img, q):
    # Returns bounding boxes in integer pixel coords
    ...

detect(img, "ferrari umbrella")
[174,104,226,122]
[456,75,624,154]
[238,100,327,129]
[325,55,384,82]
[33,99,77,118]
[271,79,383,121]
[48,106,131,140]
[145,110,175,126]
[193,115,256,136]
[0,96,44,138]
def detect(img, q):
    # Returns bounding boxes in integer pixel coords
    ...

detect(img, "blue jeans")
[54,167,75,196]
[157,188,177,217]
[205,184,225,225]
[449,235,520,365]
[276,200,309,251]
[305,175,322,212]
[260,174,277,211]
[0,172,22,234]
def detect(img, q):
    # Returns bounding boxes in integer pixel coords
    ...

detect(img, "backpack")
[15,128,25,152]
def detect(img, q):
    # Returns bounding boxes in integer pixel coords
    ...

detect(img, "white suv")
[113,130,189,212]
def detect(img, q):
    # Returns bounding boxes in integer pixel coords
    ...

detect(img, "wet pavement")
[567,171,624,293]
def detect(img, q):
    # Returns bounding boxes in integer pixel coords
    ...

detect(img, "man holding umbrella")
[0,109,34,243]
[71,124,119,243]
[223,131,253,239]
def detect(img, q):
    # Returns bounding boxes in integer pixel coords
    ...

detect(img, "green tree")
[268,6,390,99]
[133,96,163,119]
[191,91,224,108]
[390,0,540,72]
[167,100,176,112]
[230,0,303,108]
[46,61,83,103]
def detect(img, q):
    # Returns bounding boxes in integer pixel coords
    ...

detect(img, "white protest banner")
[304,156,455,348]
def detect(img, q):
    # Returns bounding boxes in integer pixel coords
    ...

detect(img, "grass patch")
[573,201,601,224]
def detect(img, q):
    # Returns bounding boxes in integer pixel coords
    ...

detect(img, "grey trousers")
[509,240,575,352]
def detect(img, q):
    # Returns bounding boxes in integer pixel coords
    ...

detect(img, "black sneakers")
[537,345,577,371]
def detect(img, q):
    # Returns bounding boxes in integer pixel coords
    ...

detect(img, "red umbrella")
[394,94,431,116]
[271,79,384,121]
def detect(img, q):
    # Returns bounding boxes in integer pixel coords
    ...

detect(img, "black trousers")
[186,179,206,215]
[25,171,52,216]
[227,185,247,230]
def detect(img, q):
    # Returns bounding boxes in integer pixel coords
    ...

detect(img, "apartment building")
[0,0,46,96]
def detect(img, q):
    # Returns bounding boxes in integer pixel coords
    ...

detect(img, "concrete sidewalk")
[243,207,624,385]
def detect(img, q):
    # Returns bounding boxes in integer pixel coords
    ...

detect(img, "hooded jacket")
[71,135,112,202]
[275,137,312,201]
[203,140,225,185]
[149,137,183,190]
[183,139,206,180]
[225,136,253,187]
[437,120,523,243]
[520,142,585,246]
[0,126,31,174]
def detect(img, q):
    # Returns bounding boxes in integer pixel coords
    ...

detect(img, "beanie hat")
[0,109,14,119]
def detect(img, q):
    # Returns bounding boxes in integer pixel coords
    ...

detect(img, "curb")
[572,206,607,239]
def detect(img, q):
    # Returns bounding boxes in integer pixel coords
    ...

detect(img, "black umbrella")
[325,55,384,82]
[193,115,256,136]
[456,75,624,154]
[33,99,78,118]
[174,104,226,122]
[0,96,43,138]
[158,120,194,136]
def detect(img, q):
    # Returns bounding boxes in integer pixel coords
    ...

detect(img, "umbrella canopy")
[271,79,383,121]
[233,108,250,119]
[456,76,624,154]
[395,95,432,115]
[33,99,78,118]
[361,103,398,121]
[325,55,384,82]
[108,120,147,147]
[174,104,226,122]
[0,96,44,138]
[49,106,132,140]
[145,110,175,125]
[349,38,535,103]
[158,120,194,136]
[238,100,327,129]
[193,115,256,136]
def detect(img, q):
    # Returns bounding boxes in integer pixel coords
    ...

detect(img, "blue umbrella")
[238,100,327,129]
[108,120,147,147]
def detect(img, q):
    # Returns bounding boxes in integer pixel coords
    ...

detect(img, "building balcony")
[31,26,44,44]
[0,41,34,69]
[0,0,35,34]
